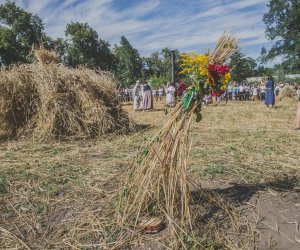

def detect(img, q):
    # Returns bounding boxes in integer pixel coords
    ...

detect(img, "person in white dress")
[132,80,140,111]
[139,82,145,109]
[166,82,176,107]
[252,85,258,101]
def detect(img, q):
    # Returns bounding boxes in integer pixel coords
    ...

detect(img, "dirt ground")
[197,179,300,250]
[0,98,299,249]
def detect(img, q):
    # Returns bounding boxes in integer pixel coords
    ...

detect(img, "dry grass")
[0,98,299,249]
[33,47,60,65]
[188,99,299,183]
[0,51,133,140]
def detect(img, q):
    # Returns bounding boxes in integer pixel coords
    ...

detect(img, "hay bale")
[0,63,133,140]
[276,86,297,101]
[34,47,60,65]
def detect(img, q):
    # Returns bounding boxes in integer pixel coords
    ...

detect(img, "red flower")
[211,90,224,97]
[208,64,230,76]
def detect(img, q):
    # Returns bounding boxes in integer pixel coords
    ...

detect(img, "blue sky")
[3,0,274,61]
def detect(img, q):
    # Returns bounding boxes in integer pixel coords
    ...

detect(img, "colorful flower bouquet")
[180,33,238,119]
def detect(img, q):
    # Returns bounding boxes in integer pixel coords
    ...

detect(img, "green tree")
[143,48,181,82]
[273,64,287,82]
[259,46,267,65]
[65,22,114,70]
[0,1,45,65]
[160,48,181,81]
[263,0,300,71]
[149,74,168,89]
[143,52,164,78]
[230,51,257,82]
[51,38,68,63]
[114,36,142,86]
[98,39,115,71]
[256,65,274,76]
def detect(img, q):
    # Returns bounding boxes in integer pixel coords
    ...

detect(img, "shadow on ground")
[191,176,300,205]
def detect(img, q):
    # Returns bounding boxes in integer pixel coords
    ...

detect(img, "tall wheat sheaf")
[117,33,238,248]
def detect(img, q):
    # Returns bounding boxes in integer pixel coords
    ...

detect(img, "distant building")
[247,74,300,83]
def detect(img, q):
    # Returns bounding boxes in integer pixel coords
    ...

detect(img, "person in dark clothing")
[264,75,275,109]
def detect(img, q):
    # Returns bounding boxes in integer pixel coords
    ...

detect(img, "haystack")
[0,49,132,140]
[276,86,297,101]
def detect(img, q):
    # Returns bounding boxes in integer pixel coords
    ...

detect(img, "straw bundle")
[276,86,297,101]
[209,32,238,64]
[0,52,132,140]
[117,33,238,248]
[118,102,196,246]
[34,47,60,65]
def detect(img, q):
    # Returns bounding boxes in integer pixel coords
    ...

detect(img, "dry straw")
[0,48,133,140]
[117,33,238,248]
[276,86,297,102]
[209,32,238,64]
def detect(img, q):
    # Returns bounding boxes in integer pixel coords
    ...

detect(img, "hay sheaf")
[276,86,297,102]
[0,63,133,140]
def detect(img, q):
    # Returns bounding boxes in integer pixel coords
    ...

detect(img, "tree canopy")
[114,36,142,85]
[263,0,300,71]
[0,1,45,65]
[143,48,181,84]
[230,51,257,82]
[65,22,114,70]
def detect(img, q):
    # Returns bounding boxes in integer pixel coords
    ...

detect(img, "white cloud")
[0,0,271,59]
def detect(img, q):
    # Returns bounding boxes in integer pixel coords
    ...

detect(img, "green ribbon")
[182,89,195,112]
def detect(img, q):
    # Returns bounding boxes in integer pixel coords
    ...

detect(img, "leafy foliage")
[263,0,300,71]
[65,22,114,70]
[114,36,142,86]
[0,1,45,66]
[143,48,181,82]
[149,74,168,89]
[229,51,257,82]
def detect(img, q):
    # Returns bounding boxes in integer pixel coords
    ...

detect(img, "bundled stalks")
[209,32,238,65]
[118,102,196,247]
[33,46,60,65]
[276,86,297,101]
[0,49,133,140]
[117,33,238,248]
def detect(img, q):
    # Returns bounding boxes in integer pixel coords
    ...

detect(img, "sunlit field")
[1,98,299,249]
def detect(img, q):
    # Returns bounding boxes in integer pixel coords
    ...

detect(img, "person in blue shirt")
[233,84,239,100]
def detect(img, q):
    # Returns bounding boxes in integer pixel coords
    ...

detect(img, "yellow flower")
[180,52,210,79]
[220,84,227,91]
[221,72,231,84]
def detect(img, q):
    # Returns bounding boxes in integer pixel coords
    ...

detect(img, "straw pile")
[276,86,297,101]
[0,49,132,140]
[117,33,238,248]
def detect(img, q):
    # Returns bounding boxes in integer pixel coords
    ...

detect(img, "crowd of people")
[116,80,177,111]
[223,77,276,106]
[115,77,300,129]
